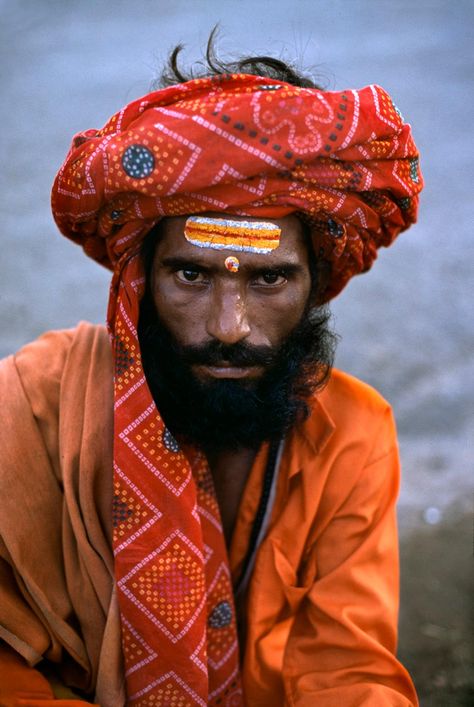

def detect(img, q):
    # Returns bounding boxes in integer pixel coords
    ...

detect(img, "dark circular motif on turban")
[121,144,155,179]
[398,197,412,211]
[327,219,345,238]
[163,427,180,453]
[208,600,233,628]
[409,157,420,183]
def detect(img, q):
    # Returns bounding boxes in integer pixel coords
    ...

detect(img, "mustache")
[180,340,277,367]
[144,324,277,368]
[138,299,336,452]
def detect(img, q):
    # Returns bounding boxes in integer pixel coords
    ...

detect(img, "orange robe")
[0,322,418,706]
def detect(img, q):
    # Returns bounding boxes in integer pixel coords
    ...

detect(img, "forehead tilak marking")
[224,256,240,272]
[184,216,281,254]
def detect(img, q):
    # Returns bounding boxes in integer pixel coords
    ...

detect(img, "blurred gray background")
[1,0,472,703]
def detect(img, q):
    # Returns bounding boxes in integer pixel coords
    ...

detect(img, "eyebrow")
[159,256,305,276]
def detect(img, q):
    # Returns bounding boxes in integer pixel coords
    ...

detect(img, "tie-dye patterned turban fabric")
[52,72,423,303]
[51,74,423,706]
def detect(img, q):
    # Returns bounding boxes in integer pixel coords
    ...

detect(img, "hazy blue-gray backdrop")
[1,1,472,703]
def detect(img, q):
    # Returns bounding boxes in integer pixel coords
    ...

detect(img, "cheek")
[153,285,208,343]
[249,291,308,343]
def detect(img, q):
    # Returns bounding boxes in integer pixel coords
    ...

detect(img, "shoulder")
[293,370,401,534]
[12,321,108,376]
[319,368,392,422]
[12,321,108,368]
[1,322,110,411]
[304,368,398,466]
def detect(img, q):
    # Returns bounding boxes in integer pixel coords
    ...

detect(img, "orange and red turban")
[52,73,422,303]
[51,74,423,706]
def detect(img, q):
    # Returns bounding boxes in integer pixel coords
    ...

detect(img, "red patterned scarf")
[51,73,423,705]
[111,253,241,704]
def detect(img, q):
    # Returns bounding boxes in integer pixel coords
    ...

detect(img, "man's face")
[150,212,313,383]
[139,212,333,453]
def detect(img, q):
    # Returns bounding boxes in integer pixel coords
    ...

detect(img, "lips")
[192,363,264,380]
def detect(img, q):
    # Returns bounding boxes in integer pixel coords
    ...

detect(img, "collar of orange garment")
[285,392,335,480]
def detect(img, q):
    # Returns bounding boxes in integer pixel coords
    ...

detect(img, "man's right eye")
[175,268,205,283]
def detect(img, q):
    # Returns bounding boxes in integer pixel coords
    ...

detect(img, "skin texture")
[150,212,313,543]
[150,213,312,370]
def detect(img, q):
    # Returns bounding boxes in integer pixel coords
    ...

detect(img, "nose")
[206,286,251,345]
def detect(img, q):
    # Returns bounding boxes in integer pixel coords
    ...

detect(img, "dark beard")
[138,297,336,454]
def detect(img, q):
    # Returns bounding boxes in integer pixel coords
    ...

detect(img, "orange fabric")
[0,325,124,705]
[0,324,418,705]
[0,643,98,706]
[236,370,417,706]
[51,74,423,303]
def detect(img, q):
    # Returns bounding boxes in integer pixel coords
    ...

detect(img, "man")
[0,45,423,706]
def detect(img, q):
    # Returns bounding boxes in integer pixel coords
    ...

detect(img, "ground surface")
[1,1,472,703]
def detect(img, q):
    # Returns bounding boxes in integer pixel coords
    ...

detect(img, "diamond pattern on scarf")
[188,451,243,703]
[118,405,191,497]
[104,254,242,704]
[206,569,238,669]
[117,529,208,642]
[114,319,140,390]
[113,484,145,533]
[129,671,207,706]
[121,618,158,678]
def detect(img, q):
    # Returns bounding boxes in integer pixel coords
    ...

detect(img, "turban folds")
[50,74,422,706]
[52,73,422,302]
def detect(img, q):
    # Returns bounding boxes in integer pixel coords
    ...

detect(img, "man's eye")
[176,268,205,283]
[256,271,287,286]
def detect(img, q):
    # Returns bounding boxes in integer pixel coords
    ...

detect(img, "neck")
[207,447,259,547]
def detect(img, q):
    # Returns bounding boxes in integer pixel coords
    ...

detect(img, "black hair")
[157,27,323,90]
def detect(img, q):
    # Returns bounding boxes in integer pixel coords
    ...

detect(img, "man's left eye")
[256,271,287,286]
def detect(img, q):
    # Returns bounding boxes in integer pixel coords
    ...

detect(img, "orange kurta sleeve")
[282,407,417,706]
[0,324,122,704]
